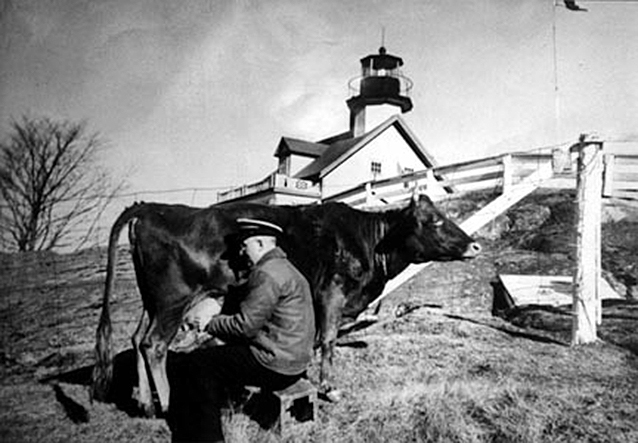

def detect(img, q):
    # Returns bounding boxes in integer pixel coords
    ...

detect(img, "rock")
[476,215,511,240]
[509,204,551,232]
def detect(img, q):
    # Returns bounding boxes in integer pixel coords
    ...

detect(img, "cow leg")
[140,316,172,416]
[318,279,346,402]
[132,309,155,417]
[142,298,187,416]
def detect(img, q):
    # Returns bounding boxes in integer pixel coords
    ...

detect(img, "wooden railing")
[216,145,637,208]
[603,154,638,200]
[217,173,320,203]
[325,148,638,208]
[324,152,549,207]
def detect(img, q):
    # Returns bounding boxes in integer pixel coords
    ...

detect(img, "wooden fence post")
[552,147,570,173]
[501,154,513,194]
[425,168,436,190]
[365,182,373,206]
[572,140,603,345]
[602,154,615,198]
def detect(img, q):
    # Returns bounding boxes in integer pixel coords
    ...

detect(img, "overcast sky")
[1,0,637,195]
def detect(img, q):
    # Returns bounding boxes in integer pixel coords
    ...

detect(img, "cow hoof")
[132,388,156,418]
[138,403,156,418]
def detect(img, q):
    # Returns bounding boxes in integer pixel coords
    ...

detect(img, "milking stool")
[272,378,317,435]
[236,378,317,436]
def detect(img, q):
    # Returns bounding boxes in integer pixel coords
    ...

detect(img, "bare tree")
[0,116,126,252]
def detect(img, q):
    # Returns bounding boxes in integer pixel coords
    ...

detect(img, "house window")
[371,161,382,176]
[278,156,290,175]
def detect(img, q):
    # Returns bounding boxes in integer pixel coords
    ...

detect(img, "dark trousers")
[167,345,302,443]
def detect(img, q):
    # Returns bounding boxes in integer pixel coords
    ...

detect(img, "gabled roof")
[294,114,438,181]
[292,135,365,180]
[316,130,353,145]
[274,137,328,158]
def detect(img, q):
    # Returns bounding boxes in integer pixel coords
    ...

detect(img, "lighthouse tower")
[347,46,413,137]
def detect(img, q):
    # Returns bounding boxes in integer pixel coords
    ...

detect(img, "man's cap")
[236,218,284,240]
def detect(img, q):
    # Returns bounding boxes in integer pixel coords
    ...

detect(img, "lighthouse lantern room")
[347,46,413,136]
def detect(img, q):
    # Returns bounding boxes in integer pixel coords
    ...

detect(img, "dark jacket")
[206,247,315,375]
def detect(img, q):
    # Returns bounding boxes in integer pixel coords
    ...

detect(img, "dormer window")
[278,156,291,175]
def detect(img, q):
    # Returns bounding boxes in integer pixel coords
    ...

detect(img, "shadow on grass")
[498,299,638,356]
[443,312,569,346]
[40,349,141,418]
[52,383,90,424]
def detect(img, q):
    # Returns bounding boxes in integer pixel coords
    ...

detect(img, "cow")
[91,193,481,417]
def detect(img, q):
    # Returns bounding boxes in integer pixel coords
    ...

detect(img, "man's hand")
[183,298,222,333]
[190,314,207,333]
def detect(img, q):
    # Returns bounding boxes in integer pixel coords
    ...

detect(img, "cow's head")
[375,193,481,263]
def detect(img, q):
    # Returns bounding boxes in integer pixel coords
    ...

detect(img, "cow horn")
[411,186,426,202]
[411,187,419,202]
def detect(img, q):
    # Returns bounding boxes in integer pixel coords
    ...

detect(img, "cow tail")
[91,203,145,403]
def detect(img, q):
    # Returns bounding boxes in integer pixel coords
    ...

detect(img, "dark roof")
[316,130,353,145]
[293,115,438,181]
[274,137,328,158]
[294,136,364,180]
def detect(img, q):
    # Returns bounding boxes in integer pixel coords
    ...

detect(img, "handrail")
[325,152,513,205]
[217,173,321,203]
[217,148,638,207]
[327,150,638,208]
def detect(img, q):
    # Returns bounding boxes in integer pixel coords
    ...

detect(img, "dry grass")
[1,191,638,442]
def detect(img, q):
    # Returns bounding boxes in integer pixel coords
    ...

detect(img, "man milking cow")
[92,193,480,419]
[167,218,315,442]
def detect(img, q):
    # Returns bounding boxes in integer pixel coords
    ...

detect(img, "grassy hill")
[1,190,637,442]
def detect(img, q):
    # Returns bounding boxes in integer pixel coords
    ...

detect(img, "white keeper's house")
[217,46,438,206]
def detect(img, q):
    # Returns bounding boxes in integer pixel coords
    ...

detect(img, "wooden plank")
[512,153,553,160]
[498,274,621,308]
[603,154,616,197]
[344,197,367,207]
[573,142,603,344]
[459,163,553,235]
[612,190,638,199]
[434,155,502,175]
[369,172,502,201]
[434,171,502,188]
[366,164,554,311]
[364,161,499,195]
[349,150,634,315]
[323,184,367,203]
[614,155,638,163]
[614,172,638,182]
[368,263,430,309]
[611,156,638,199]
[502,154,513,194]
[370,187,411,203]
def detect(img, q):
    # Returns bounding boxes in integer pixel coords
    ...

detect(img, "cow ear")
[410,187,431,208]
